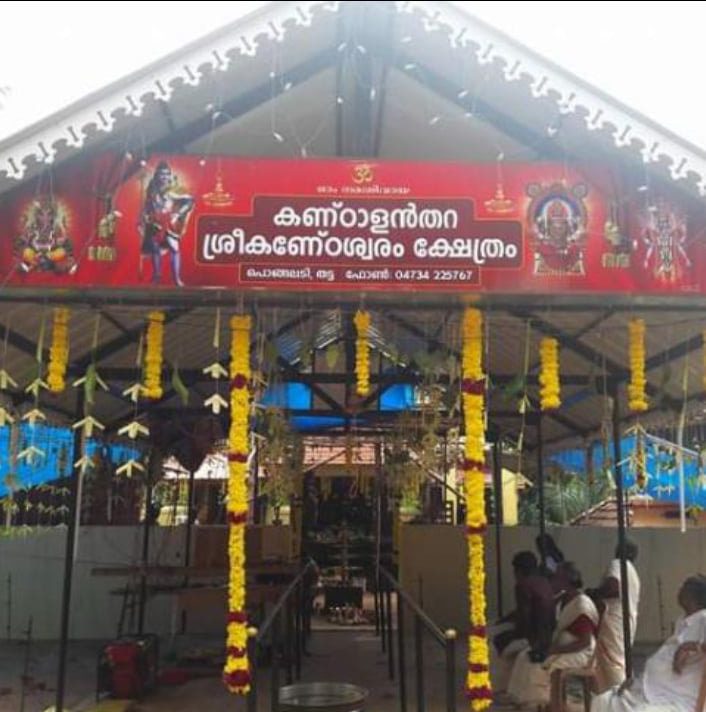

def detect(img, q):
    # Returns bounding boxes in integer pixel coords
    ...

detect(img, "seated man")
[507,561,599,708]
[588,539,641,692]
[592,575,706,712]
[493,551,556,692]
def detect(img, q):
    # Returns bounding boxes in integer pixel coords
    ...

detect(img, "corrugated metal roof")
[0,300,704,456]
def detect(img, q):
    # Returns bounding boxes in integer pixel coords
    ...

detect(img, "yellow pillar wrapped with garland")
[223,314,252,694]
[461,308,492,709]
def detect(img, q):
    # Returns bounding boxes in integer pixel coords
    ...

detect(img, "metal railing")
[247,560,316,712]
[375,564,457,712]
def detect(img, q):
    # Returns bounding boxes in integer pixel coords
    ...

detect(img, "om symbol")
[352,164,374,184]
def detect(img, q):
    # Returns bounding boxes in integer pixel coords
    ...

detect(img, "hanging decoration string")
[203,307,228,414]
[142,310,165,400]
[354,309,371,396]
[461,307,492,709]
[223,314,252,694]
[628,318,648,412]
[516,321,532,474]
[539,337,561,410]
[47,307,70,394]
[677,352,689,533]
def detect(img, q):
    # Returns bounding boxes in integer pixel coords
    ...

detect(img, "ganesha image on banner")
[526,182,588,277]
[14,196,76,274]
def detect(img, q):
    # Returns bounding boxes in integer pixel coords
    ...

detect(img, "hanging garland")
[539,337,561,410]
[47,307,70,393]
[628,318,648,412]
[702,330,706,395]
[461,308,492,710]
[354,310,370,396]
[142,311,165,400]
[635,430,647,490]
[223,314,252,695]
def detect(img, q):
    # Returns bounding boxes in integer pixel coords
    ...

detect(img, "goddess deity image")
[526,182,588,276]
[15,197,76,274]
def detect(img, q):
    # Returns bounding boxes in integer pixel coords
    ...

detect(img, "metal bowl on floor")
[279,682,369,711]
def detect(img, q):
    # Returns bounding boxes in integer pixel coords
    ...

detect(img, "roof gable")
[1,0,705,199]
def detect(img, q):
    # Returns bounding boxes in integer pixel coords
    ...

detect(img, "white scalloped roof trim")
[3,0,706,197]
[0,1,340,180]
[399,0,706,196]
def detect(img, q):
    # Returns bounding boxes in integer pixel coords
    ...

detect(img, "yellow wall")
[400,524,703,644]
[501,469,519,525]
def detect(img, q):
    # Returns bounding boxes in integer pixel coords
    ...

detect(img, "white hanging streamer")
[678,352,689,533]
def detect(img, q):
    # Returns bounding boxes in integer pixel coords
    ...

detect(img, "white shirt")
[643,609,706,712]
[600,559,641,648]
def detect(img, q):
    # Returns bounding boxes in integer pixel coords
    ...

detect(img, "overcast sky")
[0,1,702,148]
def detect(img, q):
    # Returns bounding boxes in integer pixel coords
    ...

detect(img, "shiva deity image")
[139,161,195,287]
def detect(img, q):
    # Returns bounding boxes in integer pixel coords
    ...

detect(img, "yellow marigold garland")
[142,311,165,400]
[461,308,492,710]
[223,314,252,694]
[47,307,70,393]
[354,310,370,396]
[539,337,561,410]
[628,318,648,412]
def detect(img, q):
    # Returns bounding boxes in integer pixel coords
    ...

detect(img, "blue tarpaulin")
[260,381,416,431]
[0,423,141,497]
[550,435,706,508]
[0,380,419,493]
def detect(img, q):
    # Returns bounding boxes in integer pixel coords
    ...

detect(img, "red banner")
[0,156,702,294]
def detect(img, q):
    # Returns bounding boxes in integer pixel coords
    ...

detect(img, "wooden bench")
[548,665,596,712]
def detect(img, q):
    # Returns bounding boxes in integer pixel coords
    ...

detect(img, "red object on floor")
[105,642,145,698]
[97,634,159,700]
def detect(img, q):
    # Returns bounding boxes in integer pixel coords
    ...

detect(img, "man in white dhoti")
[590,540,641,692]
[591,575,706,712]
[507,561,599,708]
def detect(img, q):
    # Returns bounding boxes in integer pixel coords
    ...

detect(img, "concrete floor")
[0,631,653,712]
